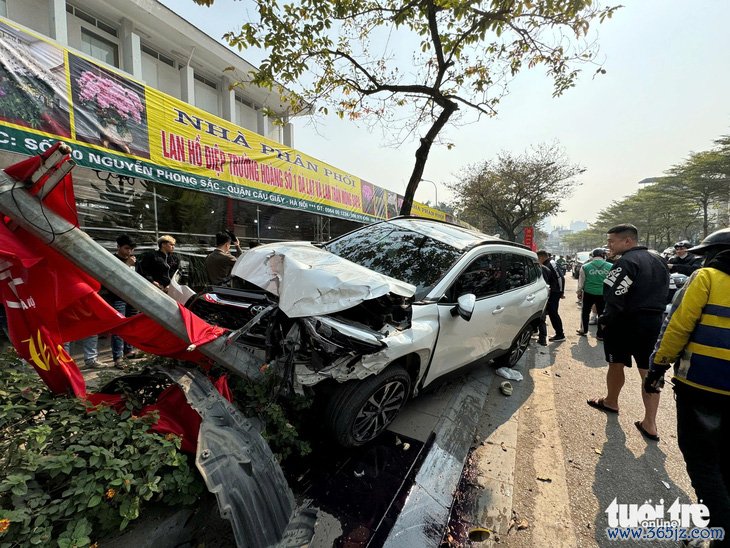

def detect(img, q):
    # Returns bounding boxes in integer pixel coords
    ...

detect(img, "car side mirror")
[451,293,476,321]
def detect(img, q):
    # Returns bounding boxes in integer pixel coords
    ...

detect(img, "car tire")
[325,365,411,448]
[494,325,533,368]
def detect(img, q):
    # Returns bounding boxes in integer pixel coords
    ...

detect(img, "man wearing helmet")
[576,248,612,339]
[645,228,730,542]
[668,240,702,275]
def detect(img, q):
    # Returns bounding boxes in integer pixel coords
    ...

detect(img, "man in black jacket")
[587,224,669,441]
[537,250,566,342]
[668,240,702,275]
[137,235,180,290]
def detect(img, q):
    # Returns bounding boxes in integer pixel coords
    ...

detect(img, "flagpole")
[0,170,262,382]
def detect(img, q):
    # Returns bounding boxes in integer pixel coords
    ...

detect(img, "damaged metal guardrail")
[0,143,308,547]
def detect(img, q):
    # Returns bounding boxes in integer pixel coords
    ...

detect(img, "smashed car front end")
[187,242,438,392]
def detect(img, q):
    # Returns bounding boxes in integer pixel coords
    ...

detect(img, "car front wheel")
[494,325,533,368]
[325,365,411,447]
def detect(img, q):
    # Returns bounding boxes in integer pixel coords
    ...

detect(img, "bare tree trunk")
[400,102,457,216]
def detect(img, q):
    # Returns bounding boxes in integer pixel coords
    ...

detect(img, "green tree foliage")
[661,150,729,237]
[0,351,203,547]
[451,143,584,241]
[192,0,620,215]
[561,229,606,254]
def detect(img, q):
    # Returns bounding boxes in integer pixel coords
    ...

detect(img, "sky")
[160,0,730,229]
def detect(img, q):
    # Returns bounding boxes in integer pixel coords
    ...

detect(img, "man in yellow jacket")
[645,227,730,545]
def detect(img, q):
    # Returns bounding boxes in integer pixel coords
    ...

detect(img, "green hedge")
[0,350,203,547]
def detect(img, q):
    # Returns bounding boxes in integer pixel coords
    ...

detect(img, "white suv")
[188,218,548,446]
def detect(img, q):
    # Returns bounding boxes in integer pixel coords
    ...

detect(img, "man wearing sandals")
[587,224,669,441]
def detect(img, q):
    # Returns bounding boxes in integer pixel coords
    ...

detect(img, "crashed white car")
[188,218,548,446]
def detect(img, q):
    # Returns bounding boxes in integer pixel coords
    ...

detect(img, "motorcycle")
[664,271,689,321]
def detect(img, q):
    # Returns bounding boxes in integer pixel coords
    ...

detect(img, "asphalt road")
[463,276,696,548]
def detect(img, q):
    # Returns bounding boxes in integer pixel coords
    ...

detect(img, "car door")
[498,252,544,349]
[426,252,509,383]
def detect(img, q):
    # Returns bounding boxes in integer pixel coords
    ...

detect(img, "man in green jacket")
[576,248,612,339]
[645,227,730,544]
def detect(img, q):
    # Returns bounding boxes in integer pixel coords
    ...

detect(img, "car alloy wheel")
[351,379,408,443]
[495,326,533,368]
[325,364,411,447]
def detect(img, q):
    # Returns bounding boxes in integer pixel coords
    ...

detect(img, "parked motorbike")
[664,271,689,320]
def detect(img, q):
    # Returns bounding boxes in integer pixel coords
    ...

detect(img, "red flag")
[1,150,231,451]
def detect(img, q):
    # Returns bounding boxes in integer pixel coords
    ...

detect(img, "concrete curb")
[383,367,494,546]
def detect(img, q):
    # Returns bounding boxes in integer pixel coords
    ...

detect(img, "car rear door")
[497,252,546,349]
[425,251,509,383]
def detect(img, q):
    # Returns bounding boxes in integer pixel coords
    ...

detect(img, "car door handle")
[492,306,504,315]
[526,294,535,302]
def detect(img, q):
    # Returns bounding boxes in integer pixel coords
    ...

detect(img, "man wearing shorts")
[587,224,669,441]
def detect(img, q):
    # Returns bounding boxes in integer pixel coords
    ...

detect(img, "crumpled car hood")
[231,242,416,318]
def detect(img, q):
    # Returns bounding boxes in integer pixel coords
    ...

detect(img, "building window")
[193,73,217,90]
[0,0,7,18]
[66,4,117,36]
[141,44,175,68]
[80,28,118,67]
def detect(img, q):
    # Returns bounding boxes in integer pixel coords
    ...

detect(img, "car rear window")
[324,223,464,300]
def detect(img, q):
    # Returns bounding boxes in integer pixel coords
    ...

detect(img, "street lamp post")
[419,178,439,206]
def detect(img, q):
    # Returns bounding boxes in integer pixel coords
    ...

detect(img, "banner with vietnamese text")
[0,17,450,225]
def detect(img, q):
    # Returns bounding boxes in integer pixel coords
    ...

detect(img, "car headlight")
[301,316,386,356]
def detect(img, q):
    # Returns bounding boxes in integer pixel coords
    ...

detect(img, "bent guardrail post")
[0,165,262,381]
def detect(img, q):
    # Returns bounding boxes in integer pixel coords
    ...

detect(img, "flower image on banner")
[68,53,150,158]
[77,70,144,134]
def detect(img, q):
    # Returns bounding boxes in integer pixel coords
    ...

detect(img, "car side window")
[528,259,542,284]
[503,253,531,290]
[450,253,503,300]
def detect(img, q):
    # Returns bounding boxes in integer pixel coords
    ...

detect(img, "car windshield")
[323,222,465,300]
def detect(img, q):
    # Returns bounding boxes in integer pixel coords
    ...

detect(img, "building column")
[120,19,142,79]
[256,108,267,137]
[221,76,236,123]
[180,65,195,105]
[283,115,293,147]
[48,0,68,45]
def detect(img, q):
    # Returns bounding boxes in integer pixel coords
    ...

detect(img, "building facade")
[0,0,450,289]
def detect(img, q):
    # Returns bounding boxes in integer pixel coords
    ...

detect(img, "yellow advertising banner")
[0,17,450,224]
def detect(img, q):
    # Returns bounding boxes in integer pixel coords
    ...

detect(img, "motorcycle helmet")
[674,240,691,249]
[689,228,730,262]
[591,248,606,258]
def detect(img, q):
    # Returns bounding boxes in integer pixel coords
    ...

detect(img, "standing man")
[576,248,612,339]
[587,224,669,441]
[645,228,730,541]
[205,231,242,285]
[100,234,140,368]
[137,235,180,290]
[668,240,703,275]
[537,250,566,342]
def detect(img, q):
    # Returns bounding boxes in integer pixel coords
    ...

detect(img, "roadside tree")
[192,0,620,215]
[661,150,728,238]
[452,143,583,241]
